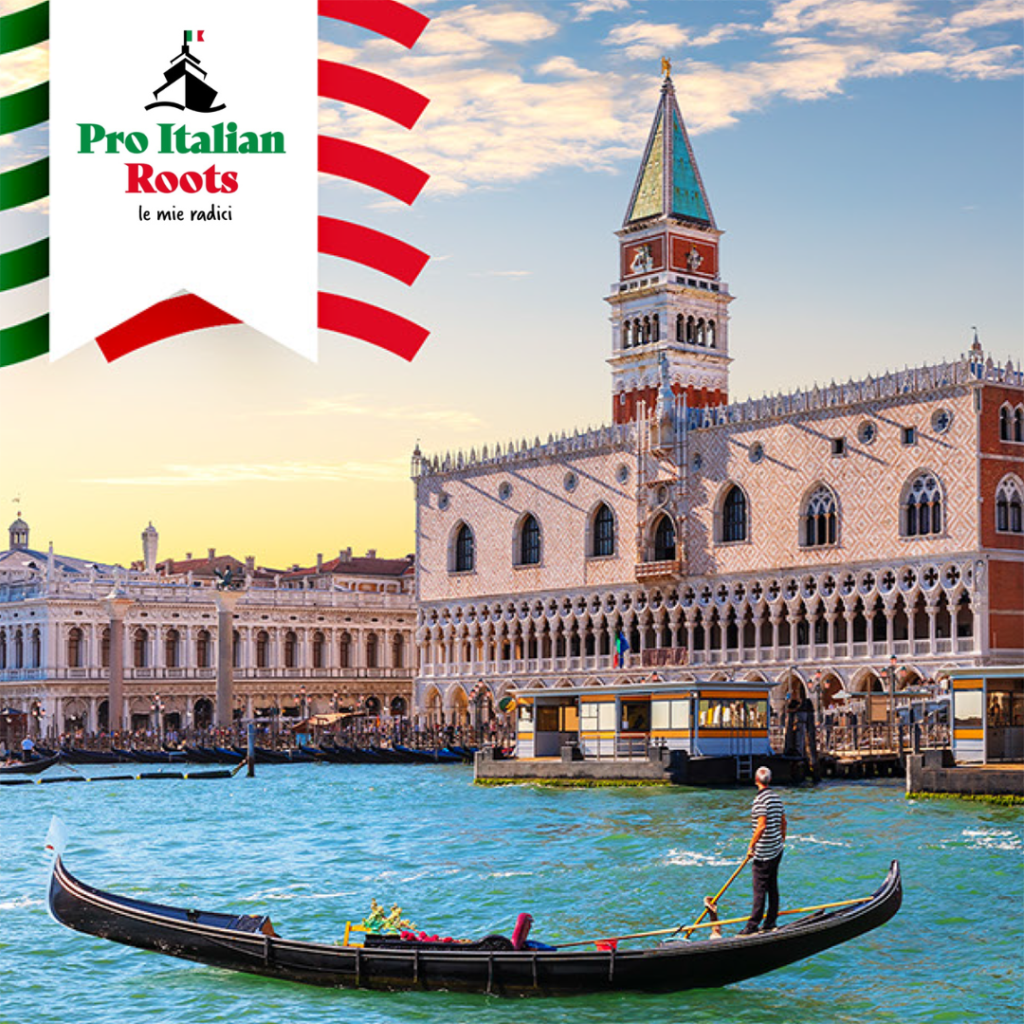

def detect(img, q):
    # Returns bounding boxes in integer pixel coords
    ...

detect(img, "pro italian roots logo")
[145,31,227,113]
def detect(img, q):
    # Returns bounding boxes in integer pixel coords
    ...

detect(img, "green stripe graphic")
[0,239,48,291]
[0,2,51,367]
[0,2,49,55]
[0,82,49,133]
[0,314,49,367]
[0,158,48,211]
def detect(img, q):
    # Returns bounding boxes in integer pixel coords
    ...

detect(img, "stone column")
[844,607,857,659]
[104,594,132,732]
[884,603,897,657]
[826,609,837,659]
[927,599,939,652]
[770,612,782,662]
[213,590,240,728]
[685,612,696,665]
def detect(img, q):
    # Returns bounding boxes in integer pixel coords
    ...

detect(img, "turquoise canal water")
[1,765,1021,1024]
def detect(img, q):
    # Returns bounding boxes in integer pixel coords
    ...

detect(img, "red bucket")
[594,939,618,952]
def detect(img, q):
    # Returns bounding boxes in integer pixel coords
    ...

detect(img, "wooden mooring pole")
[246,722,256,778]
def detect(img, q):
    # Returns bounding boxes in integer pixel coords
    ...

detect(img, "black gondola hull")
[48,856,901,997]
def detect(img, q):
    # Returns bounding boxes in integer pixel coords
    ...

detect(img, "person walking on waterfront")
[739,766,787,935]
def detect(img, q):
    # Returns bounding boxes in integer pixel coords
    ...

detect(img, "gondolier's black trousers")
[747,853,783,930]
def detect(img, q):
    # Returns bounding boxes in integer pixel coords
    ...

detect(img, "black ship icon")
[145,32,226,113]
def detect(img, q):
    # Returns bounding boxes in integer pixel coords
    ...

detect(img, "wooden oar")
[554,896,872,948]
[675,852,752,939]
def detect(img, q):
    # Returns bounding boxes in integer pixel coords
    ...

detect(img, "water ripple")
[1,766,1021,1023]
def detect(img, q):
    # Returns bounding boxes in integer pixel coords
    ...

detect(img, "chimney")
[365,549,377,559]
[185,552,193,560]
[245,555,255,571]
[338,547,352,563]
[316,553,323,571]
[208,547,216,561]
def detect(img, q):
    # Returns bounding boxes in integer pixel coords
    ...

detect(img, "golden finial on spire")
[661,56,671,78]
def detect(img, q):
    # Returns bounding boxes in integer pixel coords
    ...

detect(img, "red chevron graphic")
[318,0,429,48]
[318,292,429,362]
[96,295,240,362]
[318,62,429,128]
[318,135,429,203]
[319,217,429,285]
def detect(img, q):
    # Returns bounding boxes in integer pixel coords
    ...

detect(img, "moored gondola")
[48,853,901,997]
[0,753,61,775]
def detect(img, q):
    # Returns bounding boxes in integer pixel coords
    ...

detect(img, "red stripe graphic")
[318,61,429,129]
[319,217,429,285]
[318,292,429,362]
[318,136,428,204]
[96,295,240,362]
[318,0,429,49]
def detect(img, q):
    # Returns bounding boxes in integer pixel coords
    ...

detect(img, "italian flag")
[184,30,205,43]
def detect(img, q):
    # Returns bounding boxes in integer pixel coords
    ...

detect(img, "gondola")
[48,853,901,997]
[0,753,61,775]
[59,747,127,765]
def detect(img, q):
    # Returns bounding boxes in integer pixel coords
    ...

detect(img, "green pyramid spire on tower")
[624,68,715,229]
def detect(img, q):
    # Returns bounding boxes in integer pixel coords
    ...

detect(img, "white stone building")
[0,519,416,737]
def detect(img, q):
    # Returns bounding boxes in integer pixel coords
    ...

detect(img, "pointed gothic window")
[999,405,1011,440]
[903,473,943,536]
[454,523,475,572]
[518,514,541,565]
[592,504,616,557]
[653,514,676,561]
[676,314,684,342]
[721,485,748,543]
[652,313,660,342]
[996,476,1023,533]
[803,485,838,547]
[1016,406,1024,442]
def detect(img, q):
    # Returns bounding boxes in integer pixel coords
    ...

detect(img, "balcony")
[635,560,682,583]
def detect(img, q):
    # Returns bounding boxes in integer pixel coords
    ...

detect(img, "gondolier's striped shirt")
[750,788,786,860]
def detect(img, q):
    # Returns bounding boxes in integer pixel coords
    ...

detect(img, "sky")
[0,0,1021,569]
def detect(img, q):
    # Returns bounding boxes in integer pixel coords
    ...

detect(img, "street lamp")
[294,685,307,720]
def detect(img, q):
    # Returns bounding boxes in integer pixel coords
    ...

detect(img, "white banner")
[50,0,318,359]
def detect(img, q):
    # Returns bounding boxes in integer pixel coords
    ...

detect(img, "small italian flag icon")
[184,30,205,43]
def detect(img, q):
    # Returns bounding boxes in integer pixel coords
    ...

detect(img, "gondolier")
[740,765,787,935]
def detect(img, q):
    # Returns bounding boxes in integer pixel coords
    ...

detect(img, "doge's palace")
[411,71,1024,723]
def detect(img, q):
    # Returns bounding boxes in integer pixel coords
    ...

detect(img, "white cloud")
[0,42,48,94]
[270,395,485,431]
[763,0,918,37]
[605,21,690,60]
[949,0,1024,30]
[572,0,631,20]
[83,459,411,487]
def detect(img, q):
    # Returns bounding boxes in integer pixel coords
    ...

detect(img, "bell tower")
[607,63,733,423]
